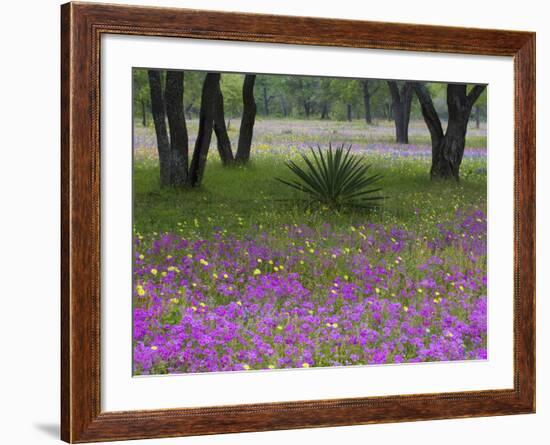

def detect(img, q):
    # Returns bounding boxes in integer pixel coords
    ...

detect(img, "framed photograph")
[61,2,535,442]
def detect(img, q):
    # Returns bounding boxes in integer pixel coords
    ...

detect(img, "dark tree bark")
[148,70,171,187]
[280,95,288,117]
[164,70,189,187]
[262,86,270,115]
[185,102,194,120]
[320,103,329,120]
[414,82,486,180]
[141,99,147,127]
[384,103,392,121]
[212,79,234,165]
[236,74,257,163]
[148,70,190,187]
[361,80,373,124]
[303,101,311,118]
[387,81,413,144]
[346,104,352,122]
[189,73,219,187]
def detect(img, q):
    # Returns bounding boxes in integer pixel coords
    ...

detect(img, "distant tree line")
[134,72,487,126]
[133,69,487,184]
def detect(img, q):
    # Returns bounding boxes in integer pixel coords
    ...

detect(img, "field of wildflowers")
[133,119,487,375]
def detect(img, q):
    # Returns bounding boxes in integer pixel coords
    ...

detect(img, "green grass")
[133,153,486,239]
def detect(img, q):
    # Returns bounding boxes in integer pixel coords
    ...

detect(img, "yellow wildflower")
[150,268,158,276]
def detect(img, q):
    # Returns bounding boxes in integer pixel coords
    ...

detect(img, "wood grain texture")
[60,2,536,442]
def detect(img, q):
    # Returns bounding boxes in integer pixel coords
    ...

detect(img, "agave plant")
[277,143,384,209]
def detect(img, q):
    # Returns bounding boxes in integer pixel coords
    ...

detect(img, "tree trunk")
[347,104,352,122]
[213,79,234,165]
[320,103,328,120]
[148,70,190,188]
[148,70,171,187]
[262,86,269,115]
[236,74,257,163]
[189,73,219,187]
[385,103,392,121]
[361,80,372,124]
[387,81,413,144]
[141,99,147,127]
[430,122,467,179]
[185,102,194,120]
[280,95,288,117]
[304,102,311,118]
[164,70,189,187]
[414,82,486,180]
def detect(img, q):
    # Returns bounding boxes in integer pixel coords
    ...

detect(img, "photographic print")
[132,69,488,376]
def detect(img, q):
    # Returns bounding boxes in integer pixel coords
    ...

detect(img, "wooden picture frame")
[61,1,535,442]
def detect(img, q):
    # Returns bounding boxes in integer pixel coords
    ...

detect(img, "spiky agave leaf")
[276,143,384,209]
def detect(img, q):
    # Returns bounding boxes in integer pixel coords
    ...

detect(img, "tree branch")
[413,82,444,143]
[467,84,487,108]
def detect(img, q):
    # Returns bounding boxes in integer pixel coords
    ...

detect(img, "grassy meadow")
[133,118,488,375]
[134,119,486,236]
